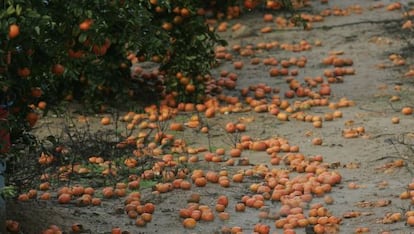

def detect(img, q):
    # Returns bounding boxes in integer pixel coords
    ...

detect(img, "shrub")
[0,0,226,136]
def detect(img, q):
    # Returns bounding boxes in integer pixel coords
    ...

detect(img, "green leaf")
[1,186,17,199]
[6,5,15,15]
[196,34,206,41]
[34,26,40,35]
[26,9,40,18]
[78,33,88,43]
[16,5,22,16]
[42,15,51,21]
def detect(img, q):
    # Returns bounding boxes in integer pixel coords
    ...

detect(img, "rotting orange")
[263,13,274,22]
[26,112,39,128]
[58,193,72,204]
[402,107,413,115]
[180,180,192,190]
[39,192,51,200]
[37,101,47,110]
[218,212,230,220]
[17,193,29,201]
[407,216,414,226]
[91,197,101,206]
[232,173,244,183]
[229,148,242,157]
[141,212,153,222]
[135,217,146,227]
[100,116,111,125]
[183,218,197,229]
[217,195,229,207]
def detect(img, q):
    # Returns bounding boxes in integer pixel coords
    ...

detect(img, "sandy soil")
[6,0,414,233]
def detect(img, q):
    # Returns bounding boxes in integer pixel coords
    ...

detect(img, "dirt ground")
[7,0,414,233]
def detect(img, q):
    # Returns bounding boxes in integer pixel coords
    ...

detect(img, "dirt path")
[7,0,414,233]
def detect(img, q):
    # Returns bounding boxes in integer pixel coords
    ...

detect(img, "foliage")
[0,0,226,138]
[0,185,17,199]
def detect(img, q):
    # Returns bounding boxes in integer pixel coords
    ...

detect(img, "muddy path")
[7,0,414,233]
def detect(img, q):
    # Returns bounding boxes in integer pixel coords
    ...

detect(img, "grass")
[139,179,158,190]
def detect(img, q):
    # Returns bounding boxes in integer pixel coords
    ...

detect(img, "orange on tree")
[0,0,225,145]
[92,45,108,56]
[155,6,165,13]
[176,72,184,79]
[162,22,173,31]
[17,67,31,78]
[52,64,65,76]
[68,49,85,58]
[152,55,162,63]
[8,24,20,39]
[31,87,43,98]
[180,8,190,17]
[79,19,93,31]
[173,15,183,25]
[185,84,196,93]
[179,76,190,86]
[103,38,111,48]
[172,6,181,14]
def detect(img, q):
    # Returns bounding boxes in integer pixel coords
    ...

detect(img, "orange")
[37,101,47,110]
[232,173,244,182]
[39,192,51,200]
[111,228,122,234]
[26,112,39,128]
[103,38,111,48]
[402,107,413,115]
[68,49,85,59]
[92,45,107,56]
[263,13,273,22]
[135,217,146,227]
[31,87,43,98]
[52,64,65,76]
[155,6,165,13]
[8,24,19,39]
[194,177,207,187]
[152,55,161,63]
[79,19,93,31]
[172,16,183,25]
[180,8,190,17]
[182,218,197,229]
[17,67,31,78]
[185,84,196,93]
[179,76,190,86]
[5,220,20,233]
[141,212,153,222]
[91,197,101,206]
[17,193,29,201]
[58,193,72,204]
[100,116,111,125]
[244,0,254,9]
[162,22,173,31]
[407,216,414,226]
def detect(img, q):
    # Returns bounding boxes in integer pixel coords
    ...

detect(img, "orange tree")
[0,0,226,139]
